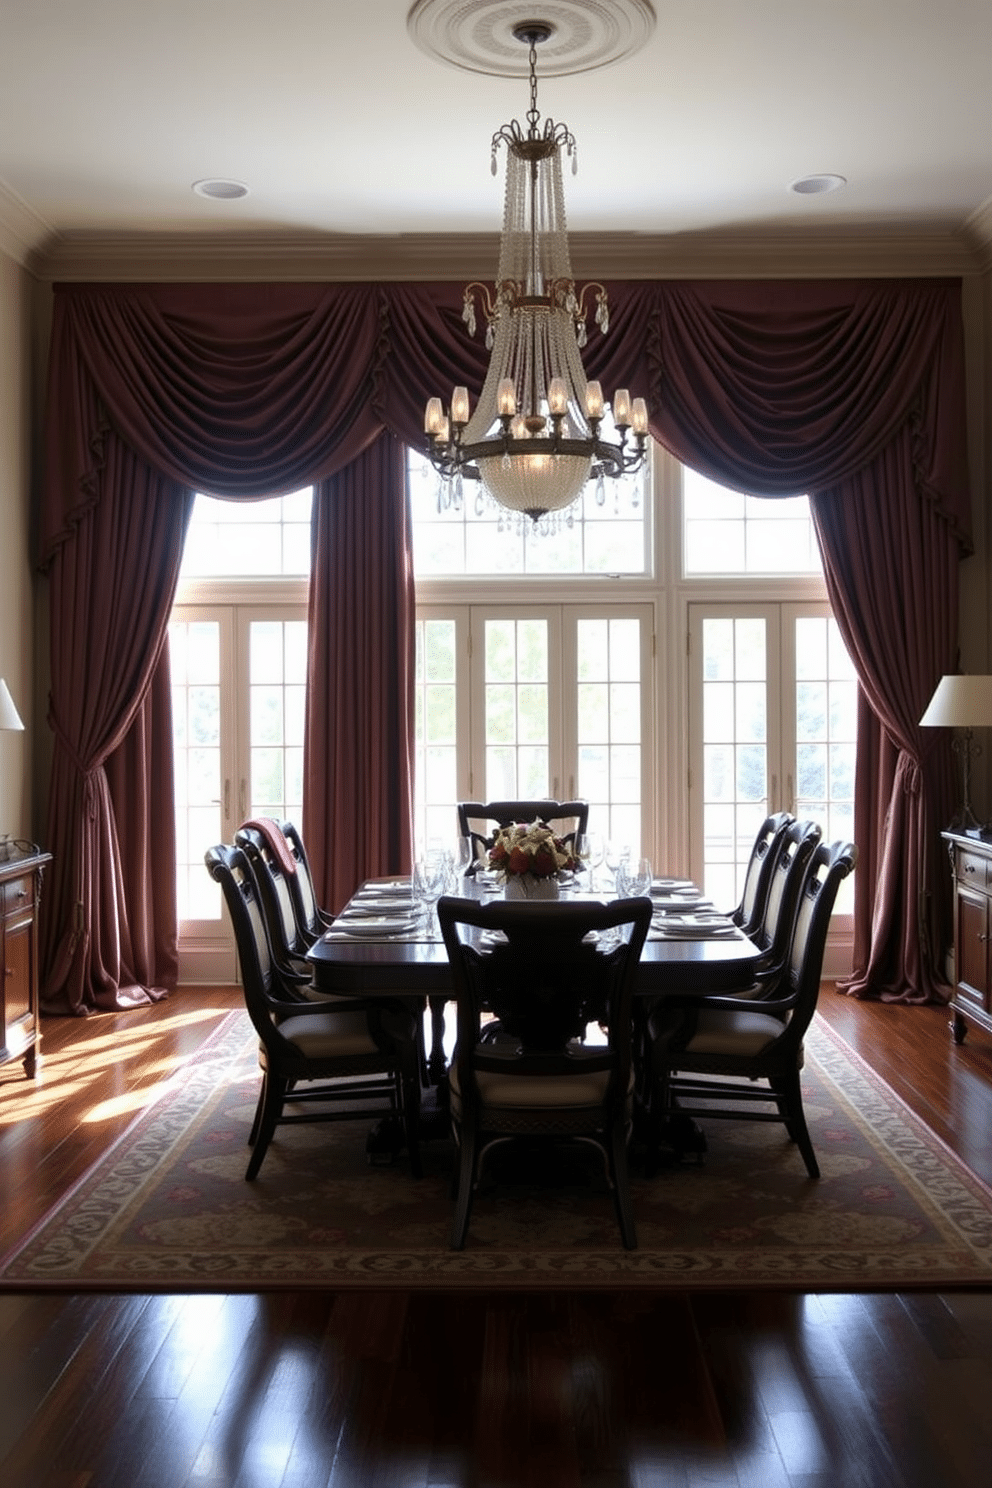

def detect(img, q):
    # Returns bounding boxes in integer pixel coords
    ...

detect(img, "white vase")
[504,873,560,901]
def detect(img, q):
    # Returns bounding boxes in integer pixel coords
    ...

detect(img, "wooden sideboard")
[0,846,51,1079]
[943,830,992,1043]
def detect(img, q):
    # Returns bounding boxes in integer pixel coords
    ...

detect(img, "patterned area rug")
[2,1011,991,1290]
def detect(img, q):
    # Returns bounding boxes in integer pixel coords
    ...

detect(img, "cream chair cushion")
[684,1007,789,1058]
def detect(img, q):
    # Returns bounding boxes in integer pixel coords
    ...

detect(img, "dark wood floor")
[1,985,991,1487]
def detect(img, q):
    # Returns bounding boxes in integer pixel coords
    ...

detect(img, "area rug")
[2,1010,991,1291]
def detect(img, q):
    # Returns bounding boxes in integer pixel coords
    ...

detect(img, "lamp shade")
[919,674,992,728]
[0,679,24,731]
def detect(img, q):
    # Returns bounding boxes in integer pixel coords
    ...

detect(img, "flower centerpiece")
[488,819,580,900]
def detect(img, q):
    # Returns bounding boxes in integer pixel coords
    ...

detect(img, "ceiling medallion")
[407,0,656,78]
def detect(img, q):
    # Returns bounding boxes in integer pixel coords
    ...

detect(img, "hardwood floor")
[1,985,991,1486]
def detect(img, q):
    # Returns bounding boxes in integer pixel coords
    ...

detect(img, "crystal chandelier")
[424,21,648,523]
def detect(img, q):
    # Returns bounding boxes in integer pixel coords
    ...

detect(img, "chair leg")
[610,1117,638,1250]
[450,1120,478,1250]
[245,1073,285,1181]
[400,1065,423,1179]
[247,1077,266,1147]
[773,1072,819,1179]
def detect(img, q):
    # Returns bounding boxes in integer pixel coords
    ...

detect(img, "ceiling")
[4,0,992,275]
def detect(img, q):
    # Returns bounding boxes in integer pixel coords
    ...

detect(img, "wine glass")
[626,856,653,898]
[413,852,447,931]
[576,831,604,891]
[604,840,630,894]
[453,834,474,882]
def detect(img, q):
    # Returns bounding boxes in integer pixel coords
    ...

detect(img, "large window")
[409,450,651,578]
[171,493,310,980]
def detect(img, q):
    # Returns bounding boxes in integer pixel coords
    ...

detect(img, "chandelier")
[424,21,648,523]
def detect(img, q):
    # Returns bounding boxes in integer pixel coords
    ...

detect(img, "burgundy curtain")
[304,432,415,912]
[39,276,971,1013]
[41,432,193,1013]
[811,436,959,1001]
[641,280,970,1003]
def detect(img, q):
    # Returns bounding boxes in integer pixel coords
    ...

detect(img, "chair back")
[770,839,858,1052]
[438,894,651,1096]
[236,824,314,956]
[204,843,294,1062]
[457,800,590,874]
[751,818,822,971]
[276,820,332,938]
[731,811,794,934]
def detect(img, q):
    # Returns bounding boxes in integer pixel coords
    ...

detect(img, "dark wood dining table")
[306,878,761,1085]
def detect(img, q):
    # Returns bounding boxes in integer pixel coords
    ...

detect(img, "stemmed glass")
[576,832,604,891]
[413,852,448,934]
[604,840,630,895]
[625,856,653,898]
[453,835,474,886]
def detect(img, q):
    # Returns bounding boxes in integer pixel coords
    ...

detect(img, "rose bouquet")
[487,819,580,881]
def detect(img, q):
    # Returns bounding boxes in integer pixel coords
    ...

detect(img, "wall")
[0,248,35,843]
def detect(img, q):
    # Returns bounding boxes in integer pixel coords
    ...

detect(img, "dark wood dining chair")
[205,843,423,1180]
[457,799,590,874]
[729,811,794,937]
[437,893,652,1250]
[645,839,857,1179]
[235,823,319,993]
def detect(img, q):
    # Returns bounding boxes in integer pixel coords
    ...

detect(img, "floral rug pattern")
[3,1012,991,1289]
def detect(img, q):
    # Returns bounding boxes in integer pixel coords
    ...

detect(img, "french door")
[170,604,307,981]
[687,602,857,926]
[415,604,654,858]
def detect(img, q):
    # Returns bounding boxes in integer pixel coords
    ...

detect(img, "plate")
[331,916,421,938]
[350,895,417,913]
[651,879,696,892]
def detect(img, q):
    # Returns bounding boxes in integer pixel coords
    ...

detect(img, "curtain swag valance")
[42,277,971,566]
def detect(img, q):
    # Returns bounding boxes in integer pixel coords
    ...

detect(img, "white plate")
[350,895,416,913]
[651,879,696,892]
[332,916,420,938]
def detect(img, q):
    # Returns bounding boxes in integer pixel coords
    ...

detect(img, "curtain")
[41,433,193,1014]
[304,432,415,912]
[811,436,959,1001]
[39,277,971,1013]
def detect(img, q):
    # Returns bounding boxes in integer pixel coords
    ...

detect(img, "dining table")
[306,873,762,1086]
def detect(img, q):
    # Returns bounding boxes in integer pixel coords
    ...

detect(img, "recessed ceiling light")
[192,179,250,200]
[790,173,847,196]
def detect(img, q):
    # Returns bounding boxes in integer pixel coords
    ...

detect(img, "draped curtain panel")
[304,432,415,913]
[39,277,971,1013]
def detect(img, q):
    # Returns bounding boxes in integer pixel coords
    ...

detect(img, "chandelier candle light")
[424,21,648,522]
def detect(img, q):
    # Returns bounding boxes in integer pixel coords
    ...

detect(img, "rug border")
[2,1010,992,1295]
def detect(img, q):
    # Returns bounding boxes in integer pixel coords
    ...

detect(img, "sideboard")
[0,846,51,1079]
[943,830,992,1044]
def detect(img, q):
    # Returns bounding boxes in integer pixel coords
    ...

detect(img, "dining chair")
[729,811,794,937]
[437,893,652,1250]
[457,799,590,874]
[205,843,423,1180]
[645,839,857,1178]
[235,823,320,993]
[276,820,337,939]
[741,817,823,993]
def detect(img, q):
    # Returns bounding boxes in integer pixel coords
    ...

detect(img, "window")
[409,447,652,578]
[171,492,310,980]
[683,465,822,576]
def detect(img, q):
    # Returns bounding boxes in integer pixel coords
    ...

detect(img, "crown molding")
[0,179,52,271]
[28,222,985,285]
[961,194,992,275]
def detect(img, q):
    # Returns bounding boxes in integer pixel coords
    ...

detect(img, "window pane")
[170,618,222,922]
[684,467,821,576]
[409,446,650,578]
[484,619,550,799]
[576,618,643,854]
[180,490,313,578]
[700,616,769,905]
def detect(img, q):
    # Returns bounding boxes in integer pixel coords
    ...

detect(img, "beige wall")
[0,248,35,843]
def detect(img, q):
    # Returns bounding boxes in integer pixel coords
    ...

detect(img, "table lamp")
[920,673,992,834]
[0,678,25,861]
